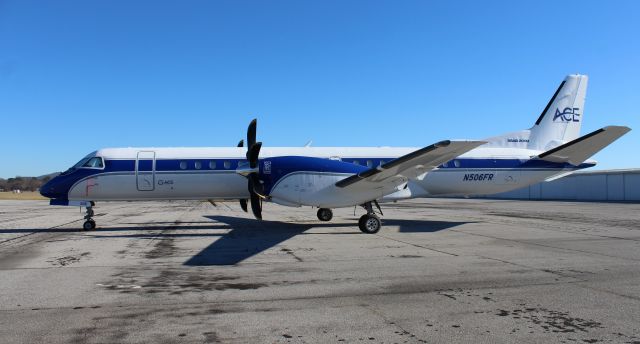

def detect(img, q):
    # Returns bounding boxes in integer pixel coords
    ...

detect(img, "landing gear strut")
[317,208,333,222]
[82,202,96,230]
[358,201,382,234]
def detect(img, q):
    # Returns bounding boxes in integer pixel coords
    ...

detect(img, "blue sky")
[1,1,639,178]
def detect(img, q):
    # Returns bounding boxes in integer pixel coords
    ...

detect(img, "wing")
[537,126,631,165]
[335,140,486,190]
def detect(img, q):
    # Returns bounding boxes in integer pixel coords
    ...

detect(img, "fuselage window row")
[176,160,235,170]
[138,158,394,172]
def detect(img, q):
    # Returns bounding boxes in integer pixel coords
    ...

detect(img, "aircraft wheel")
[358,214,381,234]
[83,220,96,231]
[317,208,333,222]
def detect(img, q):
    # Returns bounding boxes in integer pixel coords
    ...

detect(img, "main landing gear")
[358,201,383,234]
[315,202,384,234]
[82,202,96,230]
[317,208,333,222]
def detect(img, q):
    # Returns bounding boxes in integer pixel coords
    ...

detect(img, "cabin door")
[136,151,156,191]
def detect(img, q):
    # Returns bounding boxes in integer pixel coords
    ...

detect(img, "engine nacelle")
[261,156,388,208]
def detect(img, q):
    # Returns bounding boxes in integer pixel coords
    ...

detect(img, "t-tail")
[483,74,630,168]
[528,74,588,151]
[484,74,589,151]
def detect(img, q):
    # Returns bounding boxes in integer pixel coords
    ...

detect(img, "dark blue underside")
[40,156,594,201]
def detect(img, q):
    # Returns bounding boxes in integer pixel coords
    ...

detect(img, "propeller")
[238,119,267,220]
[237,139,248,212]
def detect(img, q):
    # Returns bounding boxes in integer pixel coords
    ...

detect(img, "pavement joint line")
[480,217,640,242]
[374,233,459,257]
[0,204,135,247]
[0,218,83,246]
[477,255,588,283]
[362,302,419,339]
[571,282,640,302]
[449,228,640,262]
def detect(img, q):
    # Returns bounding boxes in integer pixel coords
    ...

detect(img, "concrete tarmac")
[0,199,639,343]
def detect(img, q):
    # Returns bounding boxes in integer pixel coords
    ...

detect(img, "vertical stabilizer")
[528,74,588,151]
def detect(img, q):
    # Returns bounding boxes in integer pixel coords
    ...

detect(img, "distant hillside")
[37,172,60,180]
[0,172,60,192]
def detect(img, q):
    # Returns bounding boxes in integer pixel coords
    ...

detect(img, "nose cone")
[40,178,64,199]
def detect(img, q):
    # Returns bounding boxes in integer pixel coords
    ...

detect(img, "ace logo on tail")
[553,107,581,122]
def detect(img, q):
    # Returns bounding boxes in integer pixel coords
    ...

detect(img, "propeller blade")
[237,139,244,148]
[247,119,257,148]
[248,172,269,199]
[244,118,265,220]
[247,142,262,168]
[239,199,248,212]
[248,172,262,193]
[249,192,262,220]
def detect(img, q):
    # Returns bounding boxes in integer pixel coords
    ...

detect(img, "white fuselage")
[58,146,590,208]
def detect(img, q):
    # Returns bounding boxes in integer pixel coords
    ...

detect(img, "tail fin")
[528,74,588,151]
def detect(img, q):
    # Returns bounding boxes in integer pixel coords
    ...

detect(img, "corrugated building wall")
[479,169,640,201]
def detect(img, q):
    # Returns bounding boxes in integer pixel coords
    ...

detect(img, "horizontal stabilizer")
[336,140,485,189]
[537,126,631,165]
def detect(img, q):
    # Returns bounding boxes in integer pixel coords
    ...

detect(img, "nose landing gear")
[82,202,96,230]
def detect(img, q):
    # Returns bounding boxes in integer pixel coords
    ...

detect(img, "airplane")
[40,74,630,233]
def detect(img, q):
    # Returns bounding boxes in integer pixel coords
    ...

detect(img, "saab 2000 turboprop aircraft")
[40,74,630,233]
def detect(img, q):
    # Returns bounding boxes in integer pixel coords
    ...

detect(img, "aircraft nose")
[39,178,62,199]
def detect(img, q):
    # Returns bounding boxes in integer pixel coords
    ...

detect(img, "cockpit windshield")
[82,157,104,168]
[60,154,104,175]
[72,157,91,169]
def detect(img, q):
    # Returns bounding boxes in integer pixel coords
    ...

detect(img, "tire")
[83,221,94,231]
[358,214,381,234]
[317,208,333,222]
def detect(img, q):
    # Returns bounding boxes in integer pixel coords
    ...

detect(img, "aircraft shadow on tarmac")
[0,216,469,266]
[183,215,470,266]
[0,223,229,234]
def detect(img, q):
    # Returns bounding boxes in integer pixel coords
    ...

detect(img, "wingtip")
[604,125,631,132]
[435,140,451,148]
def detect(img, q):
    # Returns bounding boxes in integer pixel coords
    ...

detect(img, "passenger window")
[379,160,385,166]
[180,161,187,170]
[194,161,202,170]
[224,161,231,169]
[209,161,216,169]
[366,160,373,167]
[453,160,461,168]
[82,157,104,168]
[353,160,360,165]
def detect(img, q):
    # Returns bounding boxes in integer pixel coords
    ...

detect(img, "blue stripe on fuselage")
[40,156,595,201]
